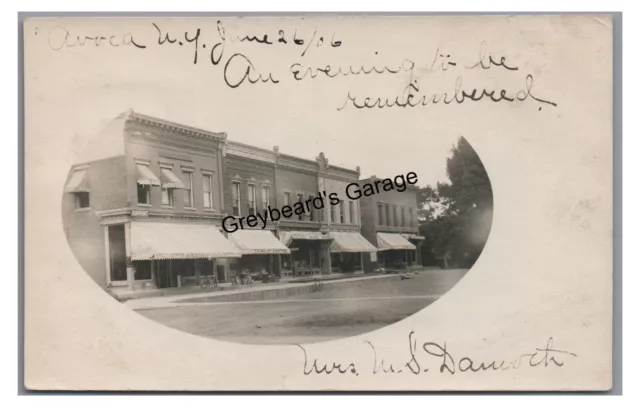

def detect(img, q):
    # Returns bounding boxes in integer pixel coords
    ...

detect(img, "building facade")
[358,176,424,273]
[63,110,242,293]
[63,110,422,295]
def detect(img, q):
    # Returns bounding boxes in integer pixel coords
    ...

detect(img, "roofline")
[126,110,228,141]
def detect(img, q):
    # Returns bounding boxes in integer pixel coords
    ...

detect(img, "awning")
[160,167,185,189]
[136,164,161,186]
[402,233,425,241]
[330,232,377,253]
[377,233,416,251]
[279,231,333,247]
[64,169,89,193]
[228,230,291,255]
[130,222,241,260]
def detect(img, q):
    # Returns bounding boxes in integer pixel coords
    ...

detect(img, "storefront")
[401,233,425,267]
[227,229,291,281]
[114,221,242,289]
[376,232,417,270]
[329,231,378,273]
[279,231,333,277]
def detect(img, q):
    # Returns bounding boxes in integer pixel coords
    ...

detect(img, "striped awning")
[330,232,377,253]
[64,168,89,193]
[279,231,333,246]
[130,222,241,260]
[228,230,291,255]
[402,233,425,241]
[160,167,185,189]
[377,233,416,251]
[136,164,161,186]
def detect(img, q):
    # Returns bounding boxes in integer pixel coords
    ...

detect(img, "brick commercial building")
[62,110,242,294]
[63,110,421,296]
[222,142,376,279]
[358,176,424,273]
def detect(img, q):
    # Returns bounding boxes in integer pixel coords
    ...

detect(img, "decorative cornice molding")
[126,110,227,143]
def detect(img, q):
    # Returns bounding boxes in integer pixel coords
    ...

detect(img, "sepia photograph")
[62,109,492,344]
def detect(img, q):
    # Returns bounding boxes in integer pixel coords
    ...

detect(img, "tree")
[418,137,493,268]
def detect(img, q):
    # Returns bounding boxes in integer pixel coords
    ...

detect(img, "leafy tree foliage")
[419,137,493,268]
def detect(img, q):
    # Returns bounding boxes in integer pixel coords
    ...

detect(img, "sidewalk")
[124,272,414,311]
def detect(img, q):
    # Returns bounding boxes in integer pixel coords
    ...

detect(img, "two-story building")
[62,110,242,294]
[358,176,424,273]
[222,143,376,279]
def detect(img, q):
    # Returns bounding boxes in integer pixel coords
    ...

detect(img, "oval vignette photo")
[61,111,493,345]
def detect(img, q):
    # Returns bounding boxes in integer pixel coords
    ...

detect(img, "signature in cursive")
[296,332,577,376]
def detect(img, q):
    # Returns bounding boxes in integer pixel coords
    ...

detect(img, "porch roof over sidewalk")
[329,232,377,253]
[130,221,241,260]
[376,232,416,251]
[279,231,332,246]
[228,230,291,255]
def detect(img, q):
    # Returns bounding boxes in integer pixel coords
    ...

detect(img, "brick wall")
[61,156,127,288]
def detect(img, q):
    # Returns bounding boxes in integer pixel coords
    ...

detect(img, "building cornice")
[125,110,227,143]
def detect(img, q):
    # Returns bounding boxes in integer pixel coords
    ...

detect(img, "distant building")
[358,176,424,273]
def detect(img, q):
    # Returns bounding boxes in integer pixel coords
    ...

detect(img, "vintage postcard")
[23,14,613,391]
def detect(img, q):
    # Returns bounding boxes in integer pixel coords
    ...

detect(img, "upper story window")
[386,205,391,226]
[308,195,315,221]
[393,206,399,226]
[330,202,336,223]
[261,186,270,209]
[232,182,241,216]
[401,206,405,227]
[202,173,213,209]
[408,208,414,227]
[247,184,257,216]
[75,192,90,209]
[284,191,291,206]
[160,166,184,208]
[377,203,384,225]
[296,193,304,221]
[161,186,174,207]
[339,200,345,224]
[64,167,91,210]
[349,201,355,224]
[183,170,194,208]
[137,184,150,205]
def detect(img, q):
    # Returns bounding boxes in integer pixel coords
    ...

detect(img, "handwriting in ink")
[297,344,358,376]
[152,23,201,64]
[467,41,519,71]
[47,26,146,51]
[302,332,577,377]
[290,59,415,81]
[337,74,557,111]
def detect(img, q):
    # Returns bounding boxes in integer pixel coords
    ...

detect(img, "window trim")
[231,181,242,216]
[182,169,195,209]
[202,172,214,210]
